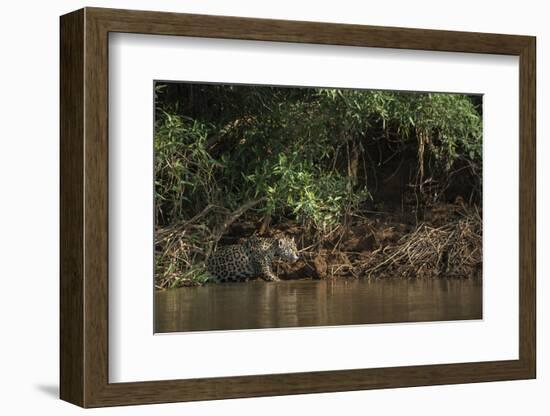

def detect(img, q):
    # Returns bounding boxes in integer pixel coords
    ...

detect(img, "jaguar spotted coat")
[206,236,299,283]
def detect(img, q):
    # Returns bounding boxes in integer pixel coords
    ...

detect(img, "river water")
[155,278,482,333]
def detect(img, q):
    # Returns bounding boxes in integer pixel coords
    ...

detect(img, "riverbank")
[155,202,482,289]
[264,202,481,281]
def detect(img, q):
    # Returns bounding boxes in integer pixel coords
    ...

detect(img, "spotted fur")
[206,236,299,283]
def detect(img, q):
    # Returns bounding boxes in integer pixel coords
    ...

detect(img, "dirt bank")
[155,202,481,289]
[204,202,482,282]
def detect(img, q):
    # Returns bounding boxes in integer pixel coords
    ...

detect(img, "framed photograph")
[60,7,536,408]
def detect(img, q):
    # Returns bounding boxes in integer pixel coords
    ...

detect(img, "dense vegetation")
[154,83,482,288]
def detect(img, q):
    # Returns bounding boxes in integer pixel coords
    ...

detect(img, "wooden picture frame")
[60,7,536,408]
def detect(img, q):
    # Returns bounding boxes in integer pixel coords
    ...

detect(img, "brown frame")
[60,7,536,408]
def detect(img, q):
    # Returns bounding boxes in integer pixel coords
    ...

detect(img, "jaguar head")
[276,236,299,263]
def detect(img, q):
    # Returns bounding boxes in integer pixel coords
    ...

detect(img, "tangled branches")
[359,208,481,279]
[155,198,266,289]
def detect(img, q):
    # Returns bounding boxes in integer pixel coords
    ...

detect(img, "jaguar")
[206,235,299,283]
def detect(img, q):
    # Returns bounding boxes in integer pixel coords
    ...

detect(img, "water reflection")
[155,278,482,333]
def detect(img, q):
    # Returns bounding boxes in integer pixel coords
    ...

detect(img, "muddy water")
[155,278,482,333]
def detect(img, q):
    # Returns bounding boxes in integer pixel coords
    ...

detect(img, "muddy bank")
[155,202,480,288]
[155,200,481,289]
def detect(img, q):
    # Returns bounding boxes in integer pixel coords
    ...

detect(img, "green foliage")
[315,89,482,168]
[154,83,482,287]
[167,263,210,287]
[251,153,369,232]
[154,111,221,224]
[155,84,482,227]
